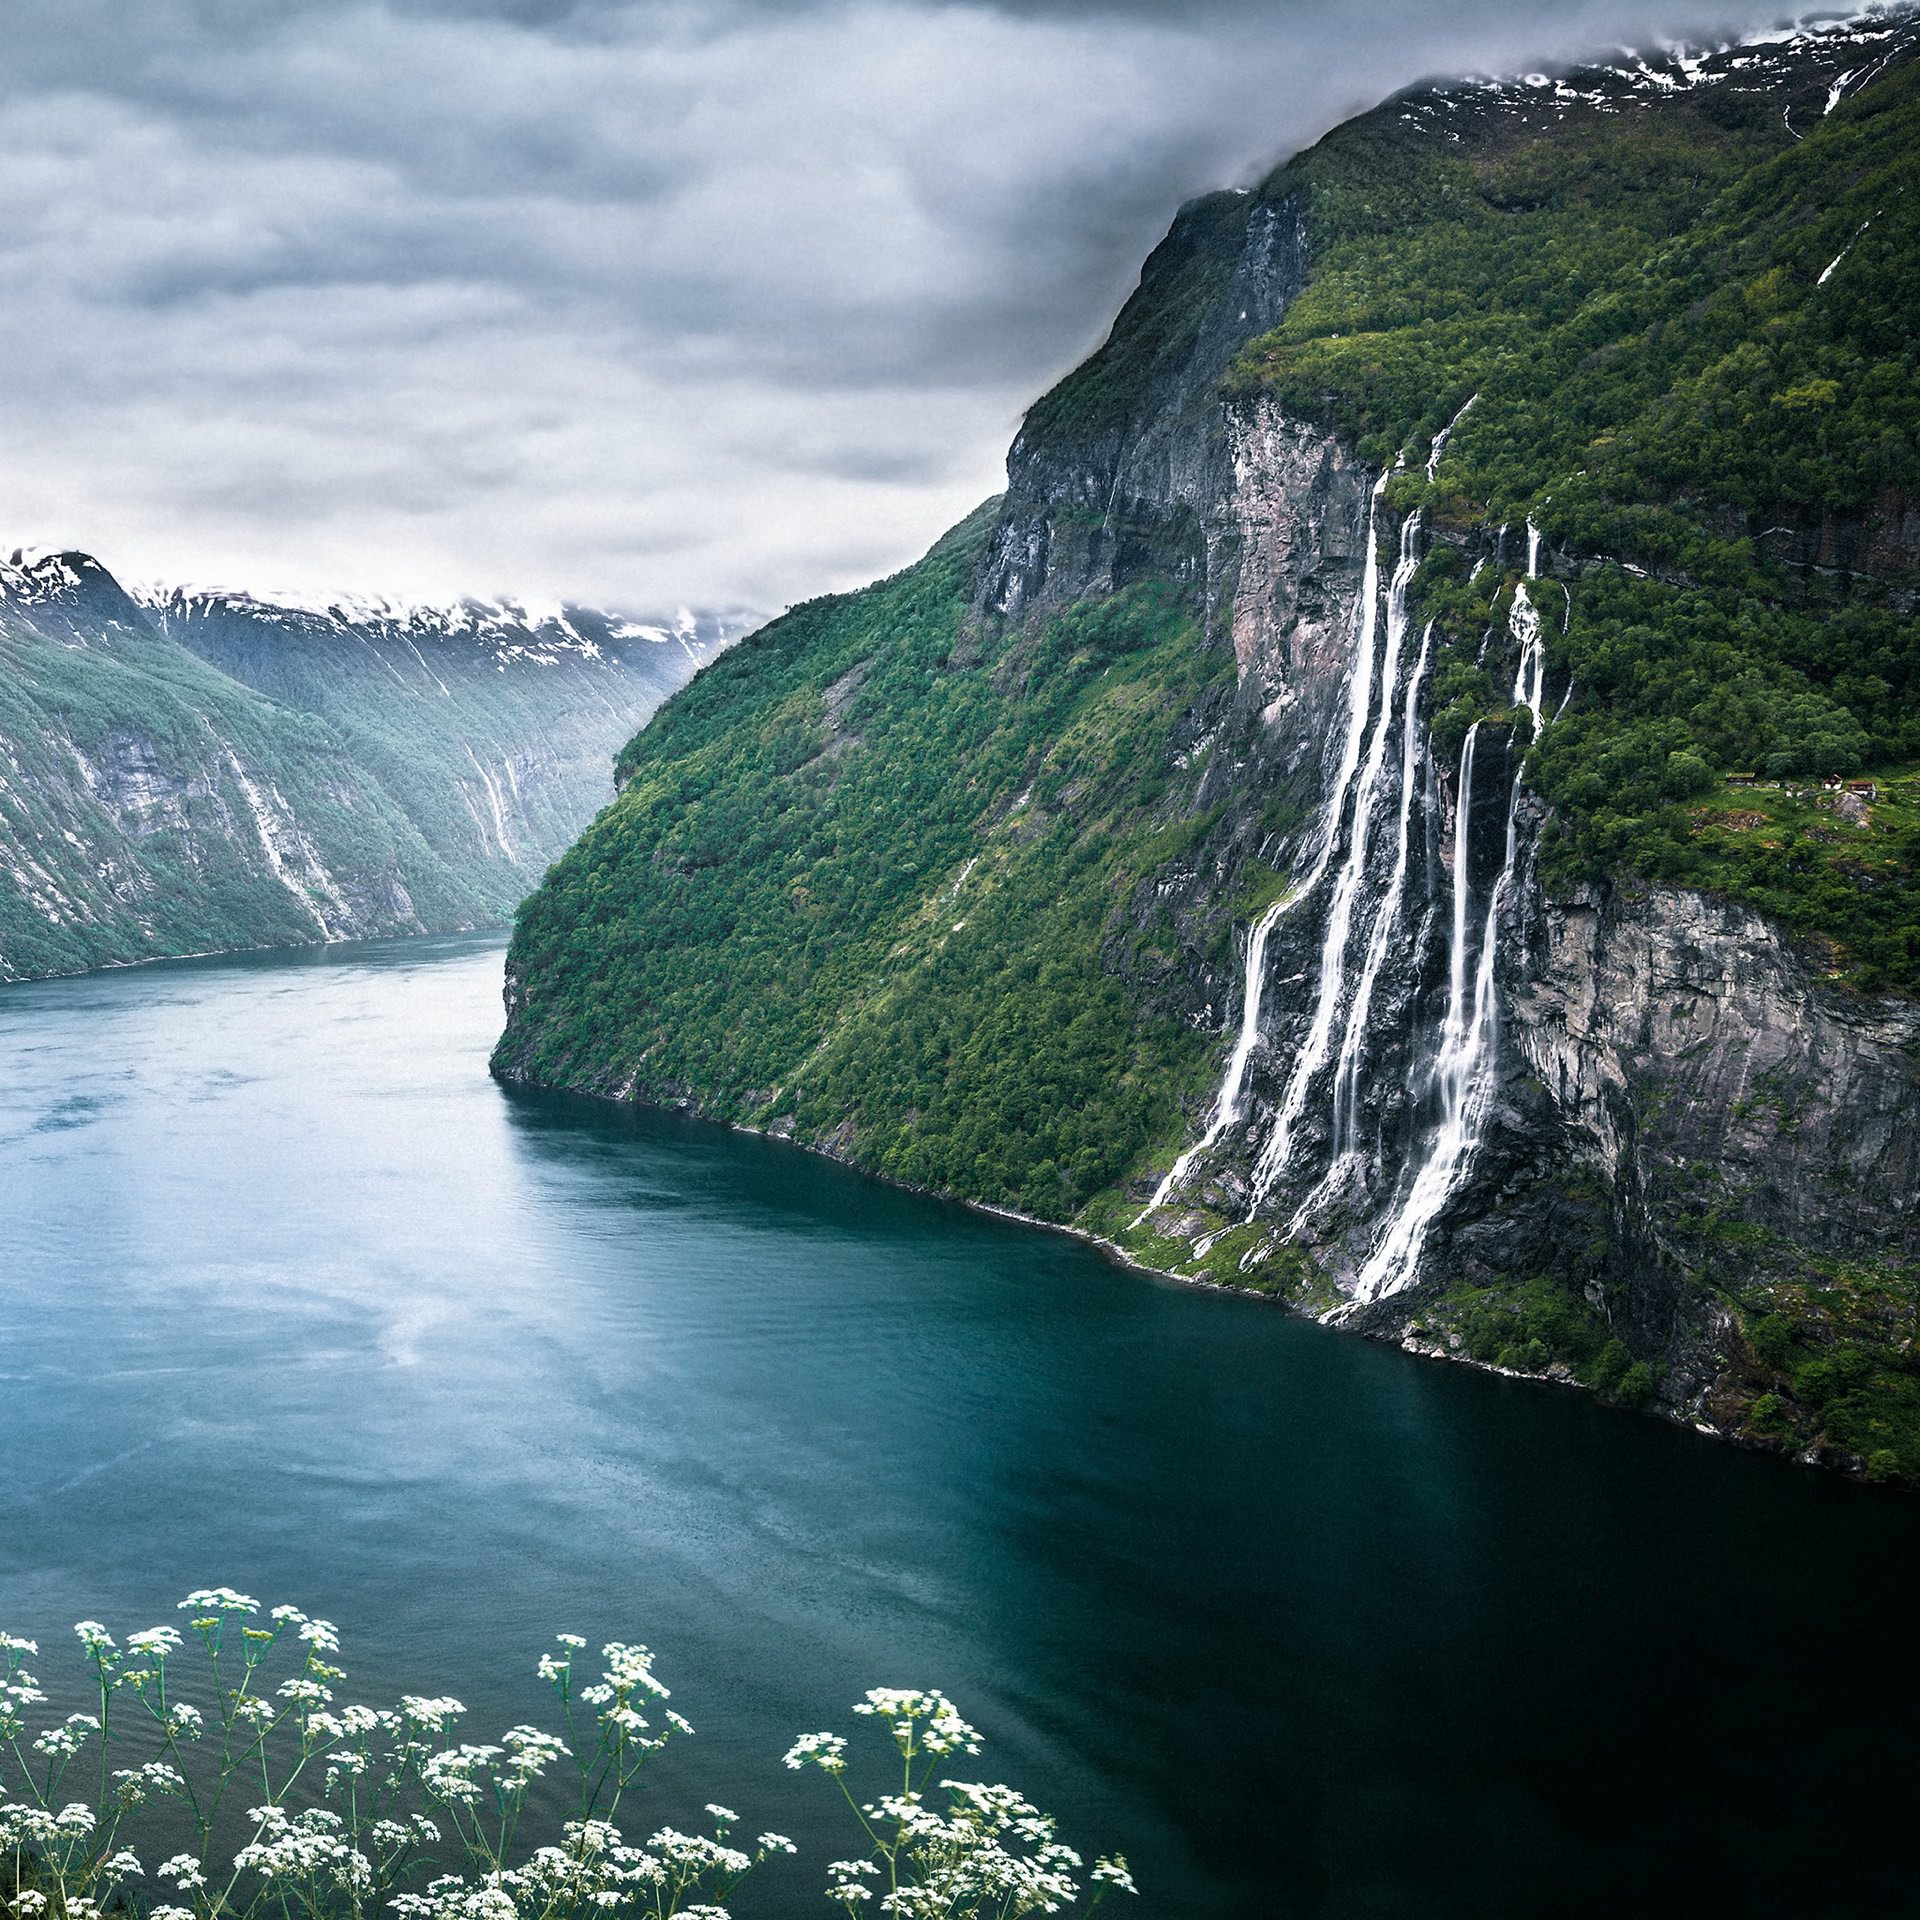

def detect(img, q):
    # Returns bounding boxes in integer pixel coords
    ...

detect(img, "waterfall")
[1136,474,1392,1222]
[1426,394,1476,481]
[1291,473,1396,906]
[1247,505,1423,1210]
[1509,521,1546,730]
[1134,892,1292,1221]
[1349,538,1558,1306]
[1350,729,1520,1304]
[1327,619,1435,1163]
[1509,588,1546,732]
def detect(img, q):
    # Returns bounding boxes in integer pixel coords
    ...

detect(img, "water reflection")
[0,935,1916,1919]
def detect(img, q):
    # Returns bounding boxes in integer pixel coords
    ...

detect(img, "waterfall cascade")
[1138,474,1392,1223]
[1349,528,1553,1304]
[1319,617,1435,1184]
[1426,395,1476,481]
[1349,723,1517,1303]
[1134,891,1290,1221]
[1146,486,1559,1310]
[1247,507,1424,1209]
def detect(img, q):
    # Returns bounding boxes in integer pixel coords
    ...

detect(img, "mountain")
[494,10,1920,1480]
[0,547,747,980]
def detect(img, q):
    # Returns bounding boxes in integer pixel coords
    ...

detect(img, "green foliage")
[1231,57,1920,987]
[1235,63,1920,529]
[0,1593,1133,1920]
[0,600,673,981]
[1724,1260,1920,1481]
[499,509,1232,1223]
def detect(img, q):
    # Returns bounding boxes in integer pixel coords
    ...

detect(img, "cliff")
[0,550,740,980]
[495,10,1920,1482]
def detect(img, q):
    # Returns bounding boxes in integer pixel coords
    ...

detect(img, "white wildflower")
[34,1713,100,1758]
[599,1642,670,1699]
[398,1695,465,1733]
[113,1761,187,1806]
[178,1589,258,1615]
[783,1731,848,1773]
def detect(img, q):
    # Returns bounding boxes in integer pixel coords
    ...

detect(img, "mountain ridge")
[496,8,1920,1480]
[0,544,748,981]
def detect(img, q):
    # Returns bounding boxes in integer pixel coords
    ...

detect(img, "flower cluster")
[851,1688,982,1762]
[795,1691,1135,1918]
[0,1594,1133,1920]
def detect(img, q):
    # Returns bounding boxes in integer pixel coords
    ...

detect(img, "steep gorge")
[0,550,739,980]
[497,11,1920,1481]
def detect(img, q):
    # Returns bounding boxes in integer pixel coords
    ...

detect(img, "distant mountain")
[495,9,1920,1481]
[0,547,752,980]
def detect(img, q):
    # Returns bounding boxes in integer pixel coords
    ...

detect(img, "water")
[3,936,1918,1919]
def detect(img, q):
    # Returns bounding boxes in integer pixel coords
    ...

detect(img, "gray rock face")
[1456,885,1920,1403]
[1100,405,1920,1453]
[0,550,745,981]
[975,191,1309,629]
[962,192,1919,1465]
[1513,887,1920,1265]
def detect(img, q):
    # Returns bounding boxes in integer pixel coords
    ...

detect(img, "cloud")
[0,0,1799,614]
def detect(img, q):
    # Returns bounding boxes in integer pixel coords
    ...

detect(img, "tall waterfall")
[1138,474,1393,1222]
[1135,892,1291,1221]
[1142,476,1557,1311]
[1509,521,1546,729]
[1247,506,1424,1210]
[1326,619,1435,1164]
[1349,529,1554,1305]
[1426,394,1476,481]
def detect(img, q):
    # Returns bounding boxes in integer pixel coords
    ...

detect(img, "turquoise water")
[1,933,1917,1918]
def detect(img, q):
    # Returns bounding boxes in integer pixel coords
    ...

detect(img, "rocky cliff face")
[976,191,1309,628]
[961,20,1920,1471]
[496,9,1920,1481]
[1078,382,1920,1470]
[0,550,742,981]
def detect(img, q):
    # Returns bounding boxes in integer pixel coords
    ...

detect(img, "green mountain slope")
[1232,39,1920,982]
[499,509,1226,1216]
[0,554,731,980]
[497,14,1920,1478]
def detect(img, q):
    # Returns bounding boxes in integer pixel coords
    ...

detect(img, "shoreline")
[0,919,509,991]
[498,1065,1890,1491]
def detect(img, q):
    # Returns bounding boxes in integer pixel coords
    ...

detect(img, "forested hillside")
[0,551,736,979]
[1230,34,1920,982]
[498,509,1225,1214]
[497,11,1920,1481]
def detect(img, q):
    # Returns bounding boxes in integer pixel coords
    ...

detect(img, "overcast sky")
[1,0,1799,616]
